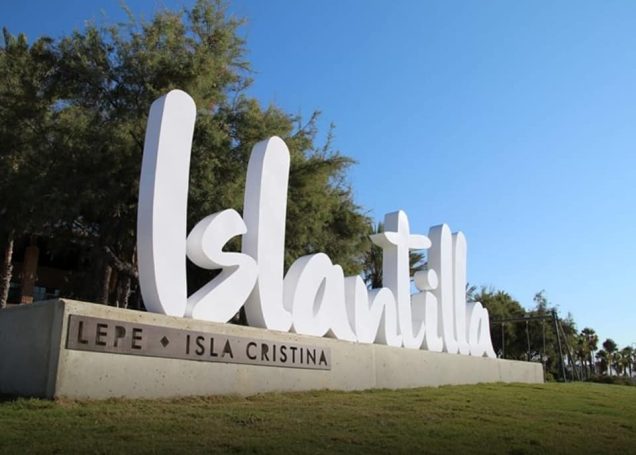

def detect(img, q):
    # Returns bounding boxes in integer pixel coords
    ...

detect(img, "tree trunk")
[99,264,112,304]
[19,237,39,304]
[75,246,108,303]
[0,232,15,308]
[581,357,586,380]
[115,275,131,309]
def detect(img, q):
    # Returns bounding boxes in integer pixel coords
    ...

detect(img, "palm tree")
[362,225,383,288]
[602,339,618,376]
[466,283,478,303]
[581,328,598,376]
[620,346,634,377]
[612,352,624,376]
[575,334,591,379]
[362,222,425,289]
[595,349,609,376]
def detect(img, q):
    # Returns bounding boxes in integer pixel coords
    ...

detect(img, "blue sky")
[2,1,635,348]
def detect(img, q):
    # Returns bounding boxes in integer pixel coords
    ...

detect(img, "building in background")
[8,236,78,305]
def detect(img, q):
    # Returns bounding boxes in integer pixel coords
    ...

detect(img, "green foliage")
[476,289,580,380]
[588,375,636,386]
[603,338,618,354]
[594,340,634,377]
[0,0,371,306]
[0,28,60,306]
[477,288,633,383]
[474,288,525,357]
[620,346,635,377]
[46,0,256,302]
[578,327,599,378]
[0,29,57,240]
[596,349,609,375]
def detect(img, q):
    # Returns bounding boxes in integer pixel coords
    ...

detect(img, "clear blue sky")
[2,1,635,348]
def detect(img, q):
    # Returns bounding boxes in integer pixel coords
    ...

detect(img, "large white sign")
[137,90,496,358]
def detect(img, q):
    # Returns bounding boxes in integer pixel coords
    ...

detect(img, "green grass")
[1,383,634,454]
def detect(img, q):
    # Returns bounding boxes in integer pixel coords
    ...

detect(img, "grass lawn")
[0,382,634,454]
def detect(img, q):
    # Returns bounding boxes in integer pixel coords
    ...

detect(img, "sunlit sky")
[2,1,635,348]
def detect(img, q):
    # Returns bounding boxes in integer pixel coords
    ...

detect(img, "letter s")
[185,209,258,322]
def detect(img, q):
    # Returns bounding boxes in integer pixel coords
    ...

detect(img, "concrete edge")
[2,299,544,399]
[45,300,66,398]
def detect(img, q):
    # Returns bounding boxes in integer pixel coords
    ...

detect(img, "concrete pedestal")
[0,299,543,399]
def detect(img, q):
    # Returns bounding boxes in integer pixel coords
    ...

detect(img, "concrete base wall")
[0,300,65,397]
[0,300,543,399]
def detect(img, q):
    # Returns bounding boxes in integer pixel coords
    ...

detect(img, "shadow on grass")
[0,393,51,403]
[0,394,20,403]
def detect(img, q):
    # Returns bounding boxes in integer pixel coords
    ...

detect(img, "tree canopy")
[0,0,370,308]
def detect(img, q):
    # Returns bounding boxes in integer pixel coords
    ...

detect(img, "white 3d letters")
[413,269,444,352]
[137,90,497,359]
[185,209,258,322]
[428,225,459,354]
[242,137,292,331]
[137,90,195,317]
[371,210,430,349]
